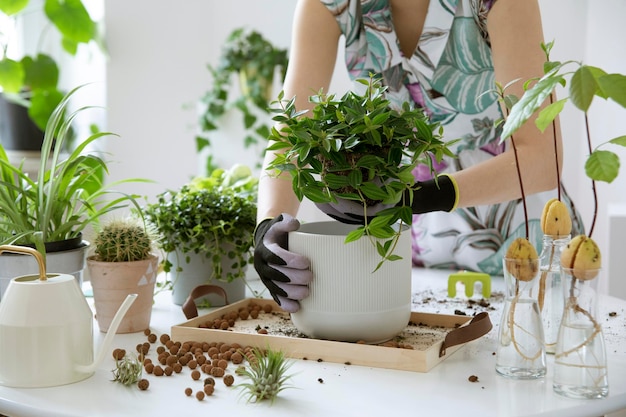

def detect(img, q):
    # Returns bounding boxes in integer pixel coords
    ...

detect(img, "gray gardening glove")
[315,199,392,224]
[253,213,312,313]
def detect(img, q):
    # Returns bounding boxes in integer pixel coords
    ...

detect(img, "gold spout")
[0,245,47,281]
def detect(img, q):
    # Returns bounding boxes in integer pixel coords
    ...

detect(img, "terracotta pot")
[87,254,159,333]
[289,221,412,344]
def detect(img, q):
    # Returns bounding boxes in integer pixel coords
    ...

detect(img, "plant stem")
[549,92,562,201]
[509,134,529,238]
[584,113,598,238]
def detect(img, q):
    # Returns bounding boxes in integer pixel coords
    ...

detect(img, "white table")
[1,268,625,417]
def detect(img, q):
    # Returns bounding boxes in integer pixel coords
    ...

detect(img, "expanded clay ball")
[112,348,125,361]
[196,391,205,401]
[185,387,193,396]
[138,379,149,390]
[223,374,234,387]
[204,384,215,396]
[191,370,201,380]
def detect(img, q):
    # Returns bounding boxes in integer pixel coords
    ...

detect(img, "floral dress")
[320,0,583,275]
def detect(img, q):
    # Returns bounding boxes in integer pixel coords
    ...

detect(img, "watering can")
[0,245,137,387]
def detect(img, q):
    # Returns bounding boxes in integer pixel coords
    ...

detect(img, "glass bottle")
[538,234,570,354]
[553,267,608,399]
[496,257,546,379]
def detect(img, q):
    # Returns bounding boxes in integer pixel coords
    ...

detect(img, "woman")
[253,0,582,312]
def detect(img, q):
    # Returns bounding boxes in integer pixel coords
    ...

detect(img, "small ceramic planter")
[88,254,159,333]
[289,221,412,344]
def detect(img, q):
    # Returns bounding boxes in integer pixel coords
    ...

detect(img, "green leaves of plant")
[44,0,96,51]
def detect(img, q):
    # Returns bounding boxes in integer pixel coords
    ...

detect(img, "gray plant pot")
[0,242,89,301]
[167,249,246,307]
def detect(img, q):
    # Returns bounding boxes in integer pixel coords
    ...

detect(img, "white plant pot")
[167,249,246,306]
[289,221,412,344]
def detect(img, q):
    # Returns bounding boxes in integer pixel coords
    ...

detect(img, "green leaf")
[570,65,601,112]
[360,181,390,201]
[44,0,96,45]
[347,169,362,188]
[323,173,350,189]
[0,58,24,93]
[501,72,564,141]
[344,228,365,243]
[0,0,29,15]
[22,53,59,91]
[535,98,567,132]
[597,73,626,108]
[609,135,626,147]
[585,150,620,183]
[196,136,210,152]
[28,89,64,131]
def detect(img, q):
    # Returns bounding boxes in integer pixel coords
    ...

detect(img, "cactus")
[93,218,154,262]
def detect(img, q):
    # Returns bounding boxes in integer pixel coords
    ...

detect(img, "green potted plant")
[196,27,288,173]
[0,0,103,150]
[0,85,146,300]
[87,216,159,334]
[266,75,454,270]
[143,164,258,307]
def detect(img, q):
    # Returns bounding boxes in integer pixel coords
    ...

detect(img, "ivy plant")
[266,75,455,270]
[197,28,288,173]
[143,164,258,282]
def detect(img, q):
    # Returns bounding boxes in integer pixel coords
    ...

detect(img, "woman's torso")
[320,0,584,275]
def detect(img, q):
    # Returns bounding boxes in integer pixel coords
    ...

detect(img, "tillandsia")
[267,74,454,270]
[235,347,294,403]
[112,353,143,386]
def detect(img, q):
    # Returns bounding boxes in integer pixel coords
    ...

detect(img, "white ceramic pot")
[289,221,412,344]
[167,249,246,306]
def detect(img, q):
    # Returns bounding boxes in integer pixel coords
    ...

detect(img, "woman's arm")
[453,0,562,208]
[257,0,341,222]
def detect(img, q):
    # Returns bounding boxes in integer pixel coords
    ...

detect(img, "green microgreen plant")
[235,347,294,404]
[266,75,454,270]
[143,164,257,282]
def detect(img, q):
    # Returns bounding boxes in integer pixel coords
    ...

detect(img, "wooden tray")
[171,298,475,373]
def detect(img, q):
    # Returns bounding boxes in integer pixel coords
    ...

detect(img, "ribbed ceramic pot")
[289,221,412,344]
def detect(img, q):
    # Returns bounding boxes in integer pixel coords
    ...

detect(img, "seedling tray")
[171,298,475,373]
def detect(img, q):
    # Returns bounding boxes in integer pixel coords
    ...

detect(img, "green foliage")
[196,27,288,172]
[143,164,257,282]
[0,85,147,250]
[235,347,294,403]
[112,353,143,386]
[93,217,156,263]
[267,75,454,269]
[0,0,102,131]
[500,41,626,184]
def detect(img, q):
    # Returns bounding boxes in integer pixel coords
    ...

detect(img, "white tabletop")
[1,268,625,417]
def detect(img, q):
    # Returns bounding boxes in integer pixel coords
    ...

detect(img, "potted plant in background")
[265,75,454,343]
[87,216,159,334]
[196,27,288,173]
[144,164,257,307]
[0,0,103,151]
[0,85,146,300]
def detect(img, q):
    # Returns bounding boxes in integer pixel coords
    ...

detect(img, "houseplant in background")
[87,216,159,334]
[0,0,103,151]
[144,164,258,307]
[196,27,288,173]
[0,85,146,300]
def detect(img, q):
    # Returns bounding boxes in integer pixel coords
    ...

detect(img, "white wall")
[103,0,626,290]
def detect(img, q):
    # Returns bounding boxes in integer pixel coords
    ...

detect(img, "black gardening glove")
[253,213,312,313]
[404,174,459,214]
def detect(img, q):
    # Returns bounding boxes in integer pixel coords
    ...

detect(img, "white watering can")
[0,245,137,387]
